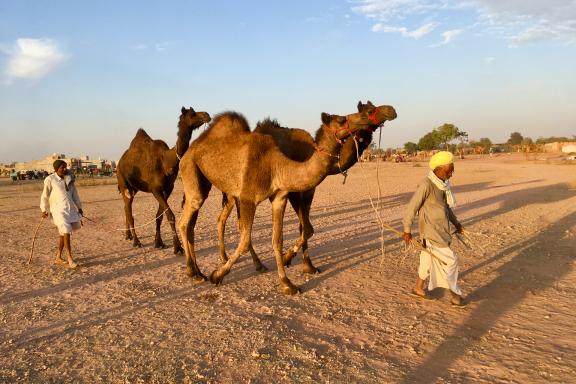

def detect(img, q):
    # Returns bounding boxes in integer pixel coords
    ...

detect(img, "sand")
[0,154,575,383]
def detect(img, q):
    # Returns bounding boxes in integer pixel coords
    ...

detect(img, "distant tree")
[507,132,524,145]
[435,123,465,149]
[535,136,570,144]
[404,142,419,154]
[418,132,439,150]
[479,137,492,150]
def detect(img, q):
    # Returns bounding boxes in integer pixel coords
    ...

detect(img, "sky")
[0,0,575,164]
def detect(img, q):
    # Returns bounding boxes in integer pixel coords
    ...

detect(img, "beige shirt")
[402,177,460,247]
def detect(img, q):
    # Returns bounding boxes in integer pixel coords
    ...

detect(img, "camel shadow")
[400,210,576,383]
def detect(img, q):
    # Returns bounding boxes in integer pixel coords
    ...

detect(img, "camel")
[216,101,397,274]
[117,107,211,254]
[178,107,386,294]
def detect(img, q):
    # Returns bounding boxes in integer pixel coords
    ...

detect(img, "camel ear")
[189,107,195,114]
[181,107,186,114]
[357,101,364,112]
[321,112,331,125]
[367,100,374,107]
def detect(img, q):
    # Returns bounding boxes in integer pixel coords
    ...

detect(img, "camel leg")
[283,190,317,274]
[216,193,235,264]
[153,203,166,249]
[151,190,180,254]
[239,198,266,272]
[210,199,255,285]
[271,193,300,295]
[299,190,319,274]
[178,169,210,282]
[121,188,141,247]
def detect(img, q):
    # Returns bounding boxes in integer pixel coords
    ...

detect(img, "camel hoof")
[133,241,142,248]
[210,270,223,285]
[154,241,166,249]
[279,278,300,295]
[174,246,184,255]
[303,263,320,275]
[186,269,207,283]
[191,275,206,285]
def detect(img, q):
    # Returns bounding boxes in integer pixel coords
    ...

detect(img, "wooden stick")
[28,216,45,264]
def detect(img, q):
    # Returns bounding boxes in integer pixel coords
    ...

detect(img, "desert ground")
[0,153,575,383]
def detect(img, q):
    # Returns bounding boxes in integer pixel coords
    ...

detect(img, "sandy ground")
[0,154,575,383]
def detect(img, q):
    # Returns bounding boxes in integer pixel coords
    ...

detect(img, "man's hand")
[403,232,412,245]
[41,212,48,218]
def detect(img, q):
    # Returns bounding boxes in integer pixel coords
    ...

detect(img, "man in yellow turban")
[402,151,466,306]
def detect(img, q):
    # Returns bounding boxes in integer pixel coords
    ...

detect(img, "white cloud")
[351,0,576,46]
[3,38,67,80]
[372,22,437,39]
[441,29,463,44]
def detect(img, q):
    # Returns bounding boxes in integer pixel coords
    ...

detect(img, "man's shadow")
[401,208,576,382]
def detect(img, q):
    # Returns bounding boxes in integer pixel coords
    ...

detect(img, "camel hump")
[129,128,167,147]
[254,118,282,134]
[135,128,152,140]
[198,111,251,141]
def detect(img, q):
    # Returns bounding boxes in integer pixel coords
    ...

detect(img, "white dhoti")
[418,241,461,295]
[55,220,81,235]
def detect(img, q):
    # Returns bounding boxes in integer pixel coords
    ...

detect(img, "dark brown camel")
[216,101,397,273]
[117,107,211,254]
[178,108,379,294]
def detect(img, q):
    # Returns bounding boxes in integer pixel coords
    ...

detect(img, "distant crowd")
[10,169,49,181]
[7,167,110,181]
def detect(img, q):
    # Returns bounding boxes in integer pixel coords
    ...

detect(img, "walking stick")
[28,216,45,264]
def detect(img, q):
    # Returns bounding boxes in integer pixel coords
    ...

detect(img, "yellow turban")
[429,151,454,170]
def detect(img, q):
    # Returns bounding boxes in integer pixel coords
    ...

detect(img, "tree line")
[400,124,575,155]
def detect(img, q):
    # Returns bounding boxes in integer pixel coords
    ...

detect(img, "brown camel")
[178,108,381,294]
[216,101,397,274]
[117,107,211,254]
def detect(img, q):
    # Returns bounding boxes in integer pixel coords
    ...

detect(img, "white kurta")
[418,241,462,295]
[40,173,83,235]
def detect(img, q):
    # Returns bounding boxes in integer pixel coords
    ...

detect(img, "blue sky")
[0,0,575,163]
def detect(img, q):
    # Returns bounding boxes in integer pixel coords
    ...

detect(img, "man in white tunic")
[402,151,466,306]
[40,160,83,268]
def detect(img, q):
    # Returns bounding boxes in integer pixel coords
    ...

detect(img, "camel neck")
[275,124,343,191]
[328,131,373,175]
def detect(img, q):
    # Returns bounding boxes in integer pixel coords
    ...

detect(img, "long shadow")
[0,252,183,306]
[401,211,576,383]
[457,183,576,228]
[0,286,197,348]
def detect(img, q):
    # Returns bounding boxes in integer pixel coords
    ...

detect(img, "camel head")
[175,107,211,159]
[357,101,397,132]
[179,106,211,132]
[320,112,370,142]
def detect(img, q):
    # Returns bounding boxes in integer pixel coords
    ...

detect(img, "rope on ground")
[82,208,170,233]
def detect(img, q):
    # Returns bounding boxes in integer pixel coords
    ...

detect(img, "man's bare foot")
[54,257,66,265]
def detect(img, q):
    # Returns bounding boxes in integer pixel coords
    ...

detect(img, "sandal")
[410,289,435,301]
[451,296,468,307]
